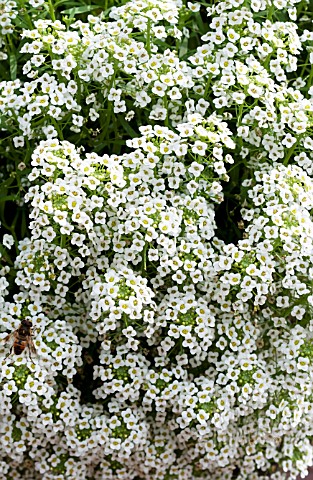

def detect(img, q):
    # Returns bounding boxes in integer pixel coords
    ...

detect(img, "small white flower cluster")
[89,264,155,338]
[0,2,193,145]
[207,165,313,310]
[110,0,183,29]
[24,115,234,287]
[188,3,313,169]
[1,0,313,478]
[0,0,17,38]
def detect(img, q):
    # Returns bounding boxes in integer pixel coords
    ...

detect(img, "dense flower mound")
[1,0,313,479]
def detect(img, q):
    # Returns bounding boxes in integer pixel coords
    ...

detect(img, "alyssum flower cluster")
[1,0,313,479]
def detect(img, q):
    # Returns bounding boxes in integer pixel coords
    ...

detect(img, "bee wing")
[1,331,17,359]
[27,336,37,354]
[2,332,15,344]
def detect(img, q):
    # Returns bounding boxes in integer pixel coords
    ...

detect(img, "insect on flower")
[2,319,36,361]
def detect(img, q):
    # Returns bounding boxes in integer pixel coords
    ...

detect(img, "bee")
[3,319,36,361]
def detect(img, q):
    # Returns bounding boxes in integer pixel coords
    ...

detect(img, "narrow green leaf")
[0,176,15,195]
[0,195,18,203]
[13,16,32,29]
[194,13,208,35]
[118,115,138,139]
[0,245,13,266]
[61,5,101,16]
[20,211,28,238]
[0,115,11,129]
[179,36,189,59]
[9,53,17,80]
[55,0,75,6]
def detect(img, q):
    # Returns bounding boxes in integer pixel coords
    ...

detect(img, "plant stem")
[146,19,151,56]
[283,143,297,166]
[142,242,148,273]
[47,0,56,21]
[204,74,212,99]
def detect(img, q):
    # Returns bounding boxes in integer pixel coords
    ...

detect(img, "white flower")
[3,234,14,249]
[188,161,205,177]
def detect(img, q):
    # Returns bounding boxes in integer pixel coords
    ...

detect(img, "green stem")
[237,103,244,126]
[52,118,64,140]
[95,68,116,146]
[146,19,151,56]
[299,53,311,80]
[263,52,271,70]
[104,101,112,140]
[307,65,313,93]
[296,1,304,18]
[22,10,34,29]
[112,114,120,154]
[76,76,82,104]
[122,313,128,327]
[267,4,275,20]
[16,0,34,28]
[47,0,56,21]
[60,234,66,248]
[283,143,297,166]
[141,242,148,273]
[204,74,212,99]
[6,34,15,51]
[163,95,169,127]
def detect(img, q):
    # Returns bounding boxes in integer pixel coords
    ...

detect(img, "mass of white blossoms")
[1,0,313,478]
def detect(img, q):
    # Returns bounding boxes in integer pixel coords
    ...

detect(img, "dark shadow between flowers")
[72,340,102,404]
[214,161,244,245]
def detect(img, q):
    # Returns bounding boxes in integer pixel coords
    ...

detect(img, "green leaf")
[0,244,14,266]
[20,211,28,238]
[13,16,33,29]
[0,176,15,195]
[93,139,125,153]
[9,53,17,80]
[193,13,208,35]
[61,5,101,16]
[0,195,18,203]
[117,115,138,139]
[0,178,16,227]
[55,0,75,6]
[179,36,189,59]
